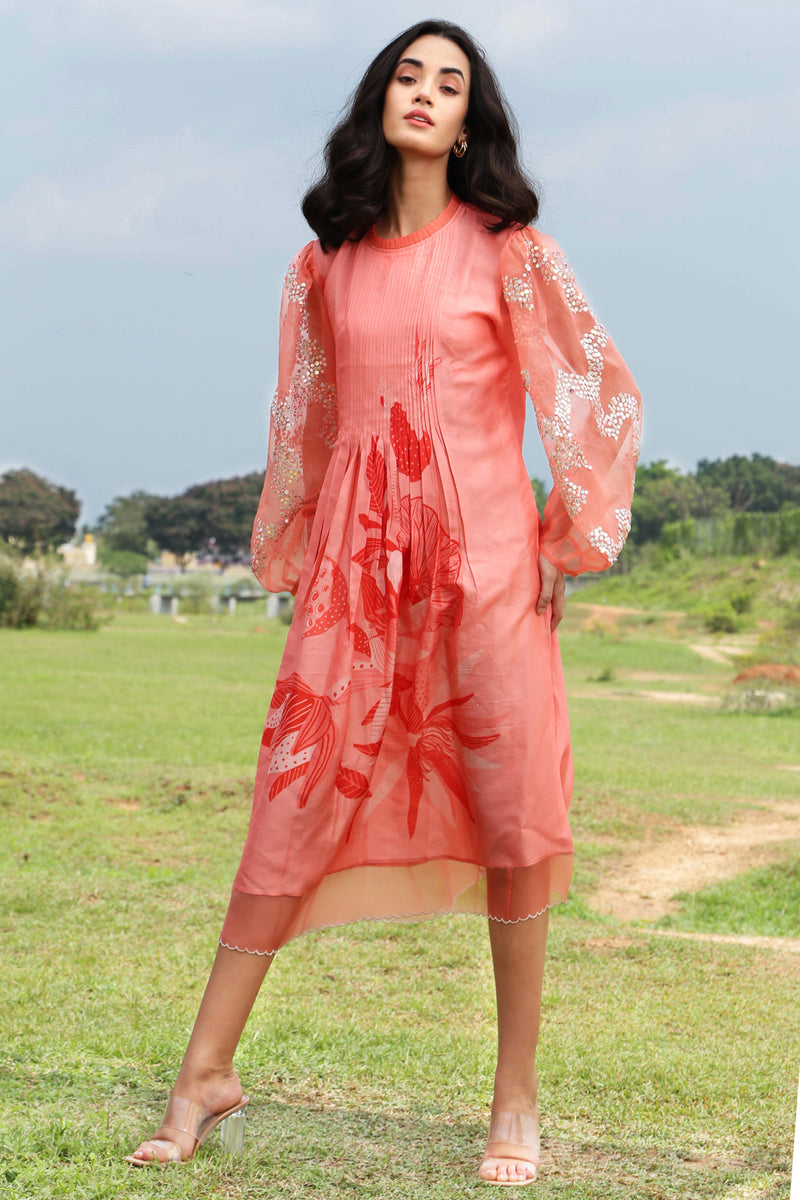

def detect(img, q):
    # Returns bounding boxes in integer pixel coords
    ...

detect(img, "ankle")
[177,1053,236,1083]
[492,1065,538,1114]
[173,1061,240,1101]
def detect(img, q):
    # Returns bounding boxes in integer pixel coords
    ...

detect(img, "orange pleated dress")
[219,196,641,955]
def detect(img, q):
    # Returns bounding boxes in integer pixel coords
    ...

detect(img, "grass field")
[1,597,798,1199]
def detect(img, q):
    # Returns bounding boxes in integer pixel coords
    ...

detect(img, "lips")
[405,109,434,126]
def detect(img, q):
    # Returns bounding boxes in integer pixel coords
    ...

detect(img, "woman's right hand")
[536,553,565,632]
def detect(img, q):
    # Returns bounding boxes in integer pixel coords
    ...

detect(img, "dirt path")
[649,929,800,954]
[689,643,748,665]
[590,797,800,947]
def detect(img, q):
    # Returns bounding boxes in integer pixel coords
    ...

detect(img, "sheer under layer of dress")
[219,853,573,956]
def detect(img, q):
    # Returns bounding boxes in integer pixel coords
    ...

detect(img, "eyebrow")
[396,56,466,83]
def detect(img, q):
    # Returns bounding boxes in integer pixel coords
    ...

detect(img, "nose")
[413,88,432,105]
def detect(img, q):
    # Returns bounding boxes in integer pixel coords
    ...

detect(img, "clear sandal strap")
[161,1097,209,1141]
[142,1138,185,1163]
[486,1110,540,1160]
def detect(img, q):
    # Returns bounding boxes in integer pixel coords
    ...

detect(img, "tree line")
[1,453,799,572]
[0,468,263,572]
[95,475,265,573]
[628,455,800,544]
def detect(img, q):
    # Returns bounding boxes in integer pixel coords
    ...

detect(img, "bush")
[98,547,149,577]
[0,561,101,630]
[178,579,213,614]
[729,588,754,615]
[704,607,739,634]
[40,582,102,631]
[754,601,800,665]
[0,563,44,627]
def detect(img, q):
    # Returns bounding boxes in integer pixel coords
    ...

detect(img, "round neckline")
[369,194,462,249]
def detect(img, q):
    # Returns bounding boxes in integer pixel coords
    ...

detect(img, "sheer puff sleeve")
[251,241,337,594]
[500,227,642,576]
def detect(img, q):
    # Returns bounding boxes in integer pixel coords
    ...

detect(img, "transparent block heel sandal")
[125,1094,250,1165]
[478,1110,540,1187]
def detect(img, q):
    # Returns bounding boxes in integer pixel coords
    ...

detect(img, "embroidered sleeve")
[500,227,642,575]
[251,242,337,594]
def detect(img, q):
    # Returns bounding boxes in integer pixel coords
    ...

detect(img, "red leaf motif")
[336,765,372,801]
[348,622,370,656]
[366,435,387,512]
[262,675,338,808]
[385,673,501,836]
[427,693,473,721]
[352,537,384,573]
[269,762,307,801]
[362,698,381,726]
[429,751,474,819]
[360,572,387,634]
[397,496,463,630]
[413,333,442,401]
[353,739,382,757]
[451,724,501,750]
[406,744,425,838]
[426,711,500,750]
[401,696,425,734]
[302,557,348,639]
[390,402,432,482]
[276,692,331,755]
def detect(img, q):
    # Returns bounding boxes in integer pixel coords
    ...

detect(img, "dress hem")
[218,896,565,958]
[233,843,574,894]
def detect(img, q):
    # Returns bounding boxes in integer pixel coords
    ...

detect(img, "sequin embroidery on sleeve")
[501,229,642,575]
[251,249,338,593]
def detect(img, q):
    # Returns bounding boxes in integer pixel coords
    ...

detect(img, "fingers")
[549,571,565,631]
[536,554,557,615]
[537,554,566,631]
[536,578,553,616]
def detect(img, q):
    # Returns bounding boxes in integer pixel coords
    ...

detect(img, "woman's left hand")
[536,553,565,631]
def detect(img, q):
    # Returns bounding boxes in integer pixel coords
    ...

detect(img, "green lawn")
[0,604,797,1198]
[656,854,800,938]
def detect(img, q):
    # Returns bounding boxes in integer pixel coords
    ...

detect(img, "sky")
[1,0,798,525]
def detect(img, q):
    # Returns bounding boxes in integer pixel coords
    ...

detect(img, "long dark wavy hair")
[302,20,539,250]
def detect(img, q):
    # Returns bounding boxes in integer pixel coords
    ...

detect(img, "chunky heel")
[219,1107,247,1155]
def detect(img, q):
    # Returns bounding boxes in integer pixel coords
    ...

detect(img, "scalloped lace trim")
[218,899,561,958]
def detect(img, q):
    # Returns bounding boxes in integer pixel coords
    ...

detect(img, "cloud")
[5,117,52,136]
[4,0,798,72]
[491,1,570,55]
[542,85,800,219]
[0,129,305,260]
[1,0,328,52]
[0,0,573,61]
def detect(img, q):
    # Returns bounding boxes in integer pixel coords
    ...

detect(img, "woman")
[126,19,641,1185]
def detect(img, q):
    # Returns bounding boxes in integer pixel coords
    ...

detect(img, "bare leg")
[127,944,274,1162]
[480,910,549,1184]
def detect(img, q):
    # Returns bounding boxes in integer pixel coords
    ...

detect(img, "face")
[382,34,470,161]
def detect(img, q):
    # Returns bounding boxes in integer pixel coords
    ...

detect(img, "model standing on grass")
[126,19,641,1185]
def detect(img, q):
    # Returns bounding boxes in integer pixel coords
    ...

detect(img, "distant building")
[158,550,199,570]
[58,532,97,568]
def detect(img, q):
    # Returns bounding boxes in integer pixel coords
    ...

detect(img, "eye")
[396,73,416,84]
[441,85,459,95]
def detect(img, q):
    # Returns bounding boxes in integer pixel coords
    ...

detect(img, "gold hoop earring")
[452,138,468,159]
